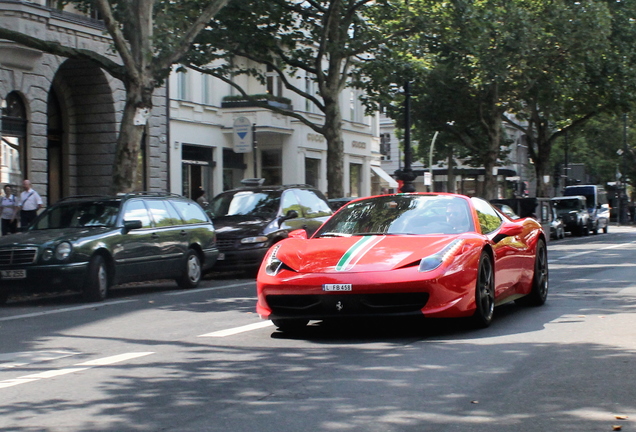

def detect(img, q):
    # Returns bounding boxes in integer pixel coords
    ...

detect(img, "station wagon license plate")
[323,284,352,292]
[1,269,26,280]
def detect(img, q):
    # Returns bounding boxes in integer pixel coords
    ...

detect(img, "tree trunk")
[323,94,345,199]
[110,82,153,193]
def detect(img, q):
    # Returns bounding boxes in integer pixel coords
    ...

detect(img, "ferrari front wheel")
[472,253,495,328]
[517,238,548,306]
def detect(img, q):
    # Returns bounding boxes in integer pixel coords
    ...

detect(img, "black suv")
[552,195,590,236]
[207,181,332,275]
[0,193,218,304]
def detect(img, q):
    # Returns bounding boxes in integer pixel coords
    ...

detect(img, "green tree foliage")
[186,0,397,199]
[0,0,230,193]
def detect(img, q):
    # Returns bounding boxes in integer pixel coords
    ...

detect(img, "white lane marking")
[0,350,80,369]
[1,281,256,322]
[0,299,136,322]
[0,352,154,390]
[548,240,636,264]
[164,281,255,296]
[199,320,273,338]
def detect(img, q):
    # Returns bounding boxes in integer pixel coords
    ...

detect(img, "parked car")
[552,196,590,236]
[549,207,565,240]
[328,197,356,211]
[563,185,609,234]
[492,203,520,219]
[207,181,332,275]
[0,193,219,305]
[490,197,555,241]
[257,193,548,332]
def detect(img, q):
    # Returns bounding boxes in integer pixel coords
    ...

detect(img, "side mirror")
[280,209,299,222]
[123,219,143,232]
[492,222,524,244]
[287,229,308,239]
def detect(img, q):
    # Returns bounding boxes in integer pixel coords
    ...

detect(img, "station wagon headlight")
[55,242,72,261]
[419,239,464,272]
[241,236,268,245]
[42,249,54,261]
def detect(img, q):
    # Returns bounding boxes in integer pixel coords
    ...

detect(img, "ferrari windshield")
[32,200,120,230]
[208,191,281,218]
[315,195,474,237]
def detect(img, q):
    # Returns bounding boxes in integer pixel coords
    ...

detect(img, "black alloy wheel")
[517,238,549,306]
[472,252,495,328]
[83,255,110,302]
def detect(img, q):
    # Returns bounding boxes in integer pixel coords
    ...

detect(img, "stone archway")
[49,59,118,198]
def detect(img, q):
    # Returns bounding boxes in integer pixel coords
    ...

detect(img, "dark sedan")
[0,193,218,304]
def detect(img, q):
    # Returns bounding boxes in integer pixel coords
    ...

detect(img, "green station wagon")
[0,193,219,304]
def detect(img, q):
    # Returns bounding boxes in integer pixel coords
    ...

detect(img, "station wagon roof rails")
[116,191,183,198]
[58,195,113,202]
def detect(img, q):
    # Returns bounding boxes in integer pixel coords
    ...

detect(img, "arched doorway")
[0,92,27,188]
[47,89,64,204]
[49,59,119,197]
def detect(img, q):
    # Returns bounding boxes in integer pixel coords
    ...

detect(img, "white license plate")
[323,284,352,292]
[217,253,225,260]
[1,269,26,280]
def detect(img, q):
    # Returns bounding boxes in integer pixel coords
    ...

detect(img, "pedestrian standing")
[19,179,43,228]
[0,184,18,235]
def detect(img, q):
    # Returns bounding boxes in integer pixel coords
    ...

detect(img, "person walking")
[0,184,18,235]
[19,179,43,228]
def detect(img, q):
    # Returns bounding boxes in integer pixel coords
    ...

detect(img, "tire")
[272,318,309,332]
[83,255,110,302]
[592,221,598,235]
[472,253,495,328]
[517,238,549,307]
[603,225,608,234]
[177,249,202,289]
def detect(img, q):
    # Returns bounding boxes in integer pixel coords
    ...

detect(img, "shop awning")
[371,165,398,188]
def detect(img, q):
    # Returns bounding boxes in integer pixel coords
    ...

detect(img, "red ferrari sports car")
[256,193,548,331]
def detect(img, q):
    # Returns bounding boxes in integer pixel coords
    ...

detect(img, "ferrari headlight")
[265,244,283,276]
[55,242,72,261]
[241,236,269,244]
[418,239,464,272]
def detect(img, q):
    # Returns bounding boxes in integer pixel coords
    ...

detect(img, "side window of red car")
[471,197,502,234]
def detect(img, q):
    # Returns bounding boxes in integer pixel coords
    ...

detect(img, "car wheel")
[603,224,608,234]
[272,318,309,332]
[592,222,598,235]
[517,238,549,307]
[83,255,110,302]
[472,253,495,328]
[177,249,202,289]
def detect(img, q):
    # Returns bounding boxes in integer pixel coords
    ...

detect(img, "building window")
[349,163,362,197]
[177,71,188,101]
[305,76,315,113]
[1,92,27,185]
[261,149,282,185]
[305,157,320,188]
[202,73,211,105]
[380,133,391,160]
[266,65,283,97]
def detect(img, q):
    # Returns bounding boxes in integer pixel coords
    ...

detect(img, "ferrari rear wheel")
[272,318,309,332]
[517,238,549,307]
[472,253,495,328]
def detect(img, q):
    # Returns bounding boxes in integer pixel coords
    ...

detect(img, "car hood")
[0,227,110,247]
[212,216,272,237]
[274,235,461,273]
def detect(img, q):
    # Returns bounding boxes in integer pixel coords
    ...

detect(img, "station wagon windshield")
[32,201,121,229]
[209,191,281,218]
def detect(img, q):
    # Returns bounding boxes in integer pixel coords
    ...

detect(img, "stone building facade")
[0,1,167,207]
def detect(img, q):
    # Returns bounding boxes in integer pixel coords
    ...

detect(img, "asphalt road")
[1,226,635,432]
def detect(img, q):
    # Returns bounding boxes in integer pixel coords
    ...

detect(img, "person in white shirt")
[0,184,18,235]
[19,179,43,228]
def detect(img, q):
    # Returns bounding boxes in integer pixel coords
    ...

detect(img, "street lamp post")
[429,131,439,192]
[394,81,417,192]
